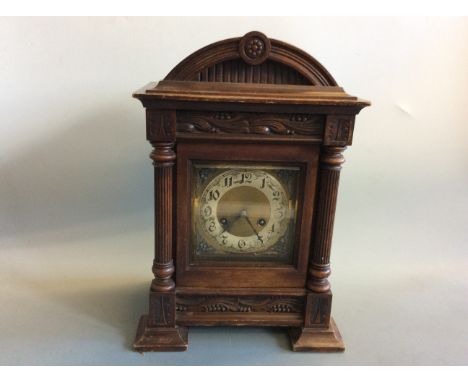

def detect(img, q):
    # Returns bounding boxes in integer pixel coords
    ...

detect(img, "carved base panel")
[175,293,304,327]
[134,315,188,352]
[288,318,344,352]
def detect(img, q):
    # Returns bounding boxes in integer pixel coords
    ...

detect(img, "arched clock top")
[165,31,338,86]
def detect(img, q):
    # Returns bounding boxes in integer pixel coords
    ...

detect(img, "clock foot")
[288,318,345,352]
[133,315,188,352]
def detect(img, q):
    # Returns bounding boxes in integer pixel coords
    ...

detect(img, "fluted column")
[307,146,346,293]
[150,142,176,292]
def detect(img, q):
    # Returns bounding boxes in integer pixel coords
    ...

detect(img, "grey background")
[0,17,467,365]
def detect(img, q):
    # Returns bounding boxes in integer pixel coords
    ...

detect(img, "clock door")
[176,141,319,288]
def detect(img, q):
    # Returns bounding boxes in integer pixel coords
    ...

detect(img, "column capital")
[150,142,176,167]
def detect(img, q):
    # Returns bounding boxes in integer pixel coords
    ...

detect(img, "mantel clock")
[132,31,370,351]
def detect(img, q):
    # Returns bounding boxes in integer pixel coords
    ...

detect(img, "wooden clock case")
[132,31,369,352]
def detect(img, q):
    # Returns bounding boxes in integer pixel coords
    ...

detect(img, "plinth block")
[289,318,345,352]
[134,315,188,352]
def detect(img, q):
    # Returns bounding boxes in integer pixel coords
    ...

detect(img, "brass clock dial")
[198,169,290,254]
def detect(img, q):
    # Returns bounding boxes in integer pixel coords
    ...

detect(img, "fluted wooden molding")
[150,142,176,292]
[307,146,346,293]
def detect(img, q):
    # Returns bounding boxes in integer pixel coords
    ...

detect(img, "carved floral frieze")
[177,111,324,137]
[176,295,304,314]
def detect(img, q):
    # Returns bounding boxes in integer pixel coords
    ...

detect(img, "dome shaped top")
[165,31,338,87]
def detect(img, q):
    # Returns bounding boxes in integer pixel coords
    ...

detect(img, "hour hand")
[219,217,230,233]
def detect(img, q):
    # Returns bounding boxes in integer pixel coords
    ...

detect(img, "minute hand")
[244,215,264,244]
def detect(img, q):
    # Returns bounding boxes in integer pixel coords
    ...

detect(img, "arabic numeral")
[238,239,246,249]
[224,177,233,187]
[275,210,284,219]
[203,206,212,217]
[220,234,228,245]
[272,190,280,201]
[208,189,220,201]
[208,221,216,232]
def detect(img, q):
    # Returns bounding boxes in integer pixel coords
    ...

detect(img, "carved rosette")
[307,146,346,293]
[239,31,271,65]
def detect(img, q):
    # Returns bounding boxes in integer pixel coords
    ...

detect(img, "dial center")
[216,186,270,237]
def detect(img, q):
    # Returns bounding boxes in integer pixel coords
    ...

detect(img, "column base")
[288,317,345,352]
[133,315,188,352]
